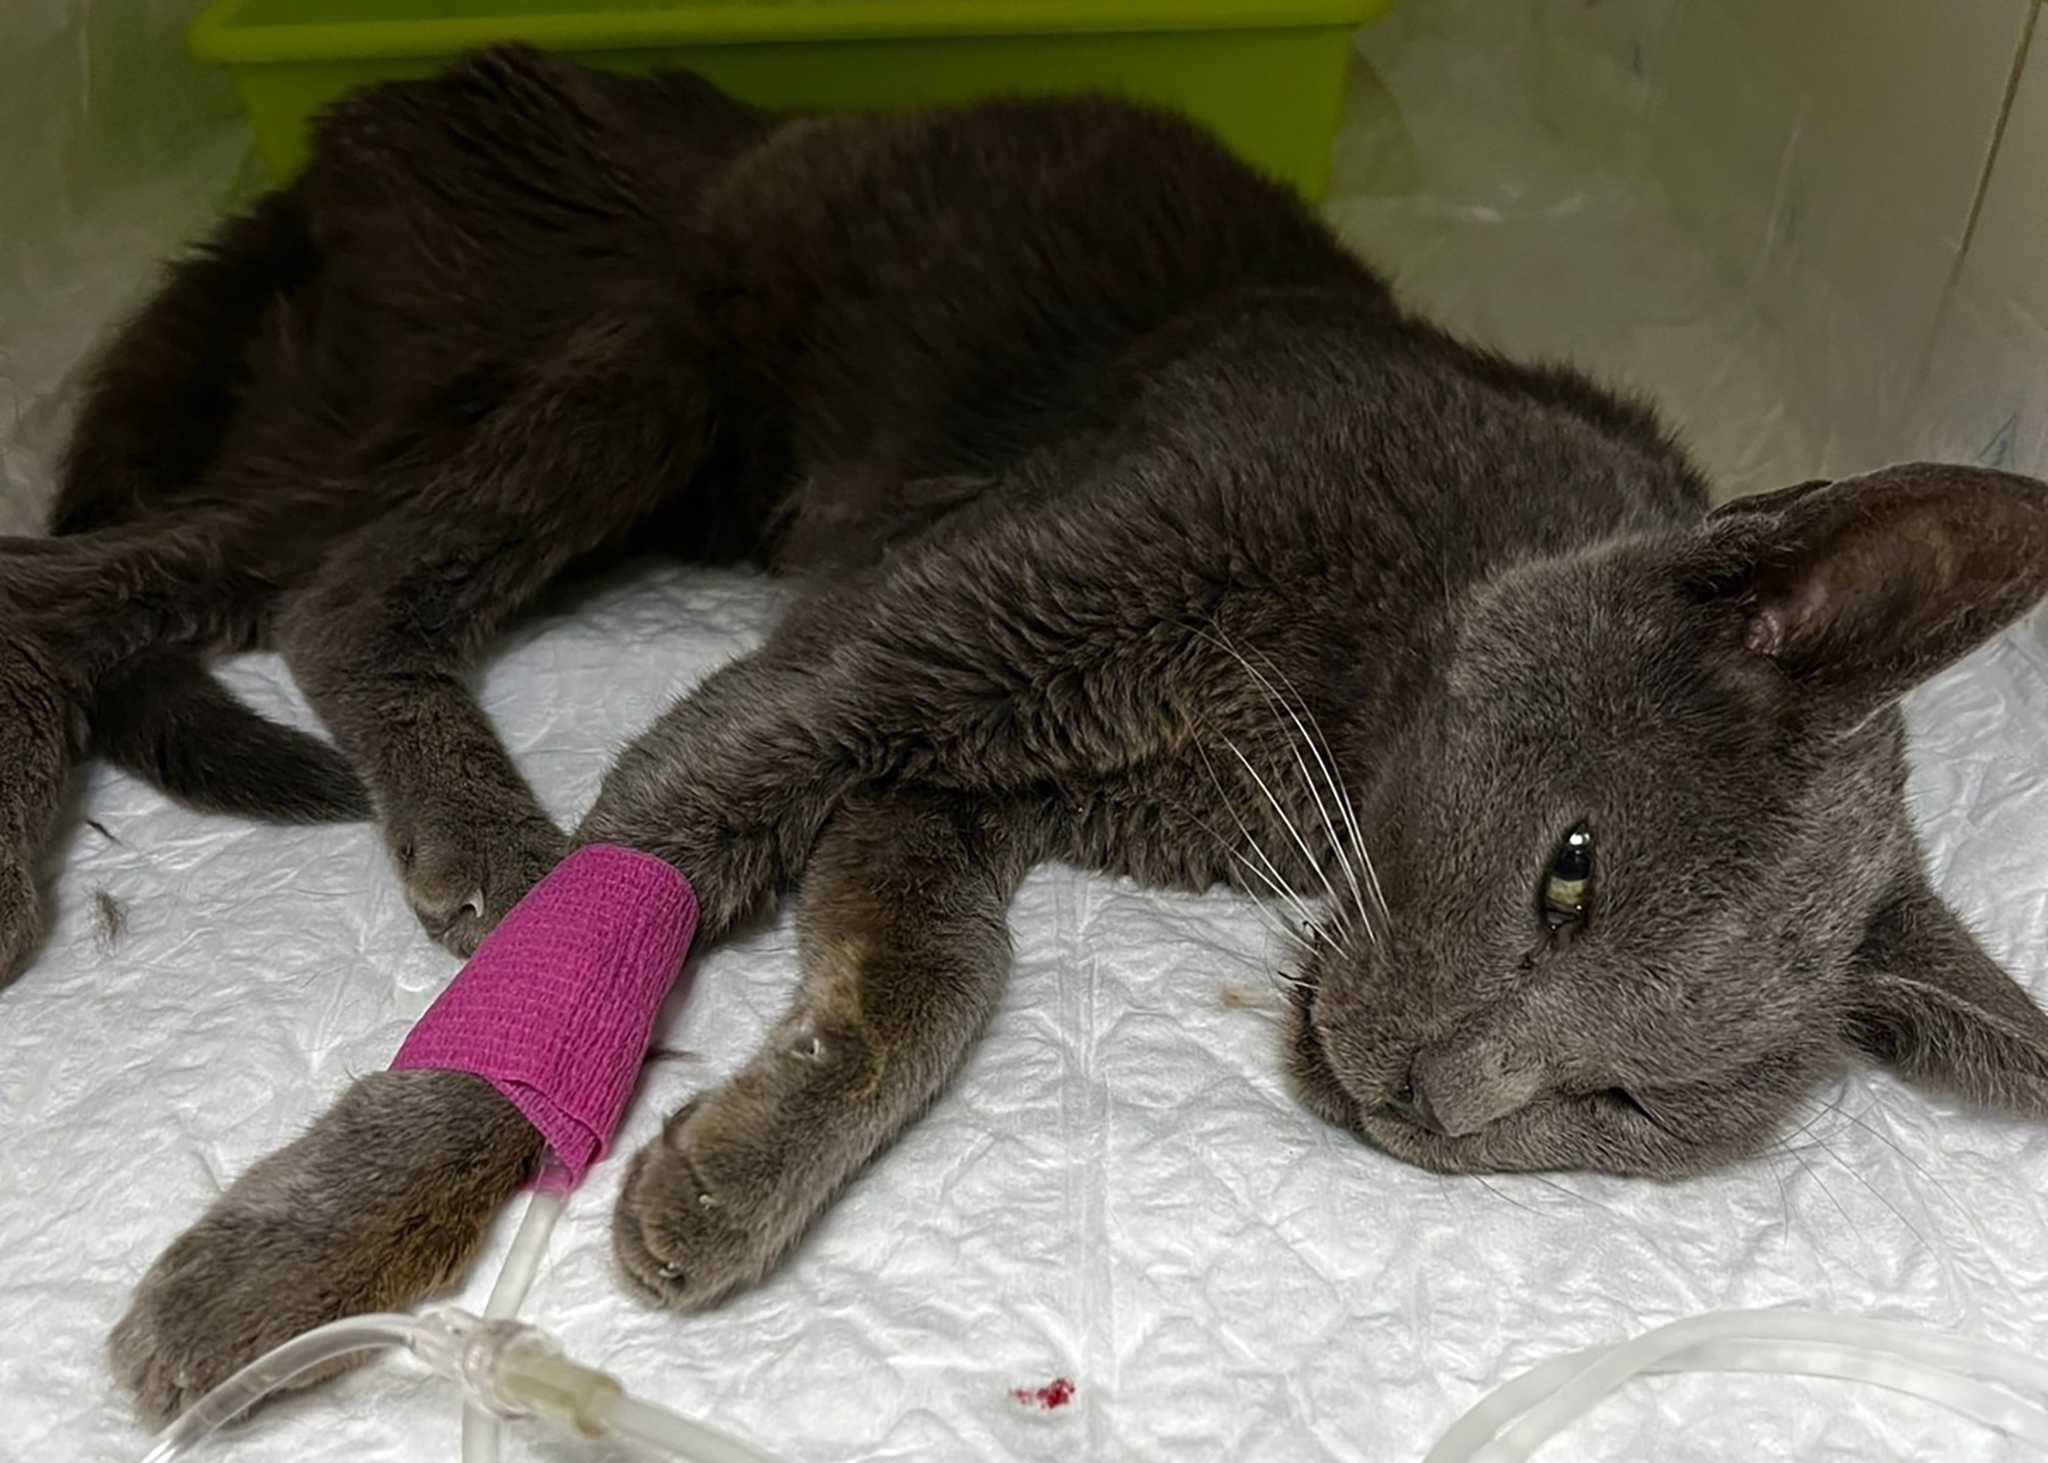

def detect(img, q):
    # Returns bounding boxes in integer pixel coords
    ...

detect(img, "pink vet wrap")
[390,843,697,1188]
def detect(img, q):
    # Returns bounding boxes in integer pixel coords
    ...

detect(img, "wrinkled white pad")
[1,557,2045,1463]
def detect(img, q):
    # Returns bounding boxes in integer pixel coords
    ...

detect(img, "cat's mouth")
[1283,978,1498,1175]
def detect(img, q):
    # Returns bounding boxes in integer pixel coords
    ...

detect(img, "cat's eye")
[1540,823,1593,933]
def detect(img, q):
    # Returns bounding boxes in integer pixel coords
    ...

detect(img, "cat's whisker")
[1267,677,1390,928]
[1220,732,1356,940]
[1767,1090,1848,1160]
[1829,1095,1962,1223]
[1279,735,1375,947]
[1772,1094,1937,1253]
[1178,750,1328,1000]
[1223,838,1316,927]
[1807,1128,1932,1255]
[1767,1099,1874,1247]
[1212,841,1319,977]
[1356,836,1391,930]
[1469,1171,1546,1219]
[1228,855,1323,964]
[1205,627,1386,942]
[1188,739,1323,939]
[1766,1140,1797,1243]
[1522,1172,1616,1216]
[1186,647,1355,942]
[1202,897,1311,995]
[1784,1143,1856,1236]
[1196,719,1340,942]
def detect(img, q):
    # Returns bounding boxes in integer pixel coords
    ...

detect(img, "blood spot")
[1009,1377,1075,1409]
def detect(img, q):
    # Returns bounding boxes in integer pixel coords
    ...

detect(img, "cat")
[28,45,2041,1426]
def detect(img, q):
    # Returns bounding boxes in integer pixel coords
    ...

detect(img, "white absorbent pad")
[1,559,2046,1463]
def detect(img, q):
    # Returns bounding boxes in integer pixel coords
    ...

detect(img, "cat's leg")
[0,639,78,983]
[102,784,1029,1421]
[0,510,288,986]
[612,783,1038,1306]
[279,309,714,954]
[106,483,1256,1410]
[51,187,311,536]
[102,641,850,1421]
[279,507,579,955]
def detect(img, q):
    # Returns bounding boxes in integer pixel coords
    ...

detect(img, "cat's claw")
[391,811,565,955]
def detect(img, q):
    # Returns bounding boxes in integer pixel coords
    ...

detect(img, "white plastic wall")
[0,0,245,534]
[3,1,2041,523]
[1563,0,2045,484]
[1328,0,2045,499]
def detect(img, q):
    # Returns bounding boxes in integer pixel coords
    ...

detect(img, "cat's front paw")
[389,805,566,956]
[611,1098,800,1311]
[109,1070,538,1427]
[110,1198,383,1426]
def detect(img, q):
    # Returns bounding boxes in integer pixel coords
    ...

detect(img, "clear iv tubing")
[133,1301,780,1463]
[136,1313,421,1463]
[134,1152,780,1463]
[1421,1309,2048,1463]
[462,1171,569,1463]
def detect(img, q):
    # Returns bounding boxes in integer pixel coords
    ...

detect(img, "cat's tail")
[89,651,372,824]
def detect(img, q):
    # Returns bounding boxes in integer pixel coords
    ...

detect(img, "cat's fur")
[16,47,2040,1423]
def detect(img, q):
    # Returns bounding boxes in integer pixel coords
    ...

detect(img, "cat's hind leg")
[612,783,1038,1306]
[279,304,715,954]
[51,187,314,536]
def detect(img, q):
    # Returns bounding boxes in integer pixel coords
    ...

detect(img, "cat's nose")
[1384,1071,1449,1136]
[1406,1039,1547,1136]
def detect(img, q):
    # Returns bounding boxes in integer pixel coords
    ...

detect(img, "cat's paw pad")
[391,809,565,955]
[611,1103,788,1311]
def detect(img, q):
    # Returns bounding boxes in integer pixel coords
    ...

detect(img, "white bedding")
[4,6,2048,1463]
[4,558,2047,1463]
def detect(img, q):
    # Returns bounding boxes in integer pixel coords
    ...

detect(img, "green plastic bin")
[189,0,1387,198]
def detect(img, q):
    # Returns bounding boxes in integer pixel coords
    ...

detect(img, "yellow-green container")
[189,0,1386,198]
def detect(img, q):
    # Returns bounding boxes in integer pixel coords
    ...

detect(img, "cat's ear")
[1845,869,2048,1116]
[1695,462,2048,720]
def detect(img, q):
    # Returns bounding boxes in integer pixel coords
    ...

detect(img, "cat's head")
[1291,462,2048,1178]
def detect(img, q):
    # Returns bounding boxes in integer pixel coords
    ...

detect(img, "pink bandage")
[391,843,698,1188]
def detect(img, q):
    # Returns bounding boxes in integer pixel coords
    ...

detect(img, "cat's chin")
[1352,1111,1493,1175]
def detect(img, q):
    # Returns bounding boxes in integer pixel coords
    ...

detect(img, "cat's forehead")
[1450,541,1691,674]
[1401,552,1772,858]
[1439,573,1690,745]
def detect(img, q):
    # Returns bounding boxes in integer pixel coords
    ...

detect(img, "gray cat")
[32,47,2043,1425]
